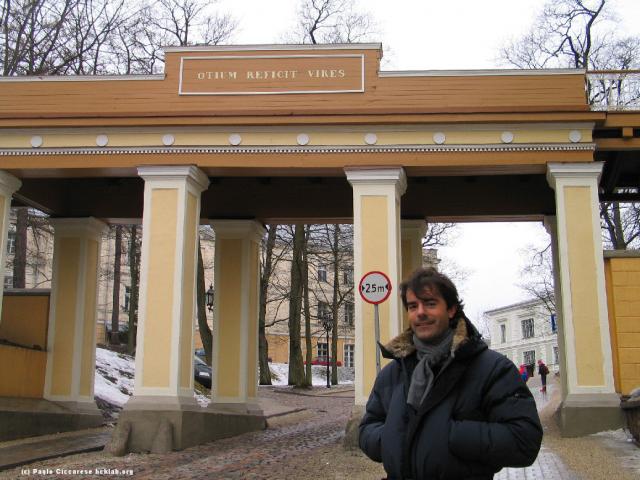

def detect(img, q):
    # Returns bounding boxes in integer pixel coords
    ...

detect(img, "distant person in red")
[538,359,549,397]
[519,364,528,383]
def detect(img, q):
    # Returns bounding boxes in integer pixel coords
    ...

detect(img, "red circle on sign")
[359,271,392,305]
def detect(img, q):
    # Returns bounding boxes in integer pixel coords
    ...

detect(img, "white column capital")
[0,170,22,197]
[344,167,407,197]
[49,217,107,240]
[137,165,210,193]
[401,219,427,239]
[546,162,603,190]
[210,220,266,243]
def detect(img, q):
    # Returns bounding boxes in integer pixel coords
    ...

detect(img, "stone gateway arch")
[0,44,637,449]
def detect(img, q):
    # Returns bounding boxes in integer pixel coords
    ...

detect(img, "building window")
[344,344,354,367]
[523,350,536,365]
[343,267,353,285]
[6,231,15,255]
[500,324,506,343]
[4,275,12,289]
[550,314,557,333]
[318,265,327,283]
[123,286,131,311]
[553,346,559,364]
[344,302,354,326]
[521,318,535,339]
[317,301,330,321]
[317,342,328,360]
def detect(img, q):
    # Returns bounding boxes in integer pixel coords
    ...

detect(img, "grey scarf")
[406,328,455,409]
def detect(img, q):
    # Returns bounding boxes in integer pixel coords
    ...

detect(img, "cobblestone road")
[4,380,633,480]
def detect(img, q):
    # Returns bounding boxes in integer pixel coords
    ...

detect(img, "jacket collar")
[379,316,485,360]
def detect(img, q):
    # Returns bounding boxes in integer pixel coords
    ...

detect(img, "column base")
[115,396,266,453]
[208,401,264,416]
[0,397,104,442]
[343,404,365,450]
[558,393,624,437]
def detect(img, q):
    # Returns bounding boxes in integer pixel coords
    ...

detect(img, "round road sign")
[359,271,392,304]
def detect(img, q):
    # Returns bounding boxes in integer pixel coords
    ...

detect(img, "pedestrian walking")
[538,359,549,398]
[519,364,529,383]
[359,267,542,479]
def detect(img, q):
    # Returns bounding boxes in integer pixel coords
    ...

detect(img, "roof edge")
[164,43,383,53]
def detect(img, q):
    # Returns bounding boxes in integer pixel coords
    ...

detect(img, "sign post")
[359,271,392,374]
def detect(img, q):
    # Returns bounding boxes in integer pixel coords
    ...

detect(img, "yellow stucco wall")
[564,186,605,386]
[361,195,390,395]
[0,345,46,397]
[605,255,640,395]
[50,237,80,396]
[79,239,99,397]
[216,239,242,398]
[142,188,177,388]
[246,241,259,398]
[0,292,50,349]
[179,192,197,389]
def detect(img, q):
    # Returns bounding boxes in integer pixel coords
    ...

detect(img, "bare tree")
[0,0,129,76]
[499,0,609,69]
[11,208,28,288]
[110,225,123,345]
[126,225,140,354]
[500,0,640,251]
[0,0,237,77]
[146,0,236,48]
[258,225,277,385]
[518,244,556,315]
[286,0,377,45]
[287,224,308,387]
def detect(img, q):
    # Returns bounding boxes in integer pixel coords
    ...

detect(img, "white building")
[485,299,559,371]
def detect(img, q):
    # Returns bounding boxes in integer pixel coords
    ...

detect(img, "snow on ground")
[94,348,135,407]
[94,347,210,416]
[93,347,354,417]
[269,363,354,386]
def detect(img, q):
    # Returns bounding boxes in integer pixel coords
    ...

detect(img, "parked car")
[195,348,206,361]
[194,355,212,388]
[305,356,342,367]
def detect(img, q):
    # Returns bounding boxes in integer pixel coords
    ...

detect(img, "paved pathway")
[0,381,588,479]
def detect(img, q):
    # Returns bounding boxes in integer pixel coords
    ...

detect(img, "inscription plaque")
[179,54,365,95]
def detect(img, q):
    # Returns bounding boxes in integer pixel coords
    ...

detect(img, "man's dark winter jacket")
[359,317,542,480]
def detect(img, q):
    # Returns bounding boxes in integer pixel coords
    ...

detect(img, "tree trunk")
[127,225,140,354]
[303,226,313,385]
[110,225,122,345]
[611,203,627,249]
[331,224,340,385]
[12,207,28,288]
[197,240,213,365]
[259,225,276,385]
[288,224,307,387]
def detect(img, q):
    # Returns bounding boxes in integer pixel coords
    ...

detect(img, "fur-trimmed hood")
[379,316,484,360]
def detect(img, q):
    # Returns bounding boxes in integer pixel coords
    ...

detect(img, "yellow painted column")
[128,166,209,410]
[543,216,569,400]
[401,220,427,330]
[346,167,406,406]
[44,218,106,411]
[0,171,21,324]
[546,163,622,435]
[209,220,264,414]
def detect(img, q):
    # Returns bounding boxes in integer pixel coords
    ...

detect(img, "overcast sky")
[214,0,639,329]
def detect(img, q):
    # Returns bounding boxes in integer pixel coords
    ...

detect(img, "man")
[359,267,542,479]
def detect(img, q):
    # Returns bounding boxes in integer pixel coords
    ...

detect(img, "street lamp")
[206,284,214,312]
[320,315,333,389]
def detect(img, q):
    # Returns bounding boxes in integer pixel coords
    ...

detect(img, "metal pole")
[374,304,381,374]
[326,324,330,388]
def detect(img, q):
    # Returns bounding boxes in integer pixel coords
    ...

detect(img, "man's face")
[406,287,457,342]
